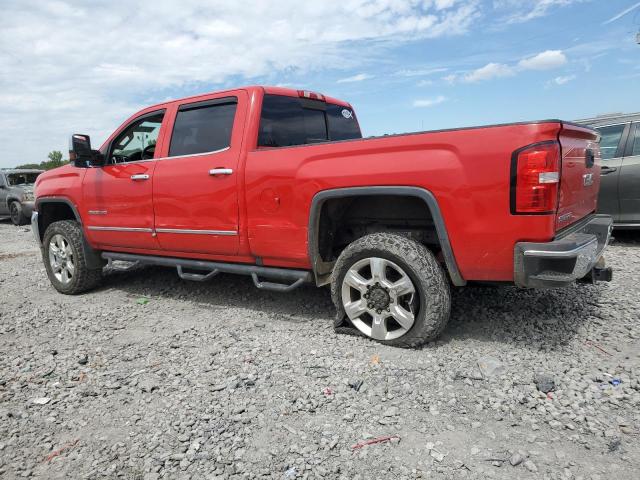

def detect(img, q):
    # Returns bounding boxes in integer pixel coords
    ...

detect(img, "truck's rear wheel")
[331,233,451,348]
[43,220,103,294]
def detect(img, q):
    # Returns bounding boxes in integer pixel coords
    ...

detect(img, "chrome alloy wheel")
[341,257,418,341]
[48,234,75,285]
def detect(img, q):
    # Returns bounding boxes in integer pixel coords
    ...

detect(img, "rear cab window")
[258,94,361,148]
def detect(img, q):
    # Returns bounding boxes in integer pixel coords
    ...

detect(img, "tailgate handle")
[585,149,595,168]
[601,166,617,175]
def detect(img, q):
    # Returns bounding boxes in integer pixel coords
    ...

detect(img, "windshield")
[6,172,41,186]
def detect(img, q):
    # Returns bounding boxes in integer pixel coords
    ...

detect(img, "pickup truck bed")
[31,85,613,348]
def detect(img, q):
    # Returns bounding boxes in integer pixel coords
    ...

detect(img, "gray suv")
[0,169,43,225]
[576,112,640,229]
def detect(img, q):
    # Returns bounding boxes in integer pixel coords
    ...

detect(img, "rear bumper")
[514,214,613,288]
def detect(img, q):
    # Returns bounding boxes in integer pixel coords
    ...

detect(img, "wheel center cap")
[368,285,390,310]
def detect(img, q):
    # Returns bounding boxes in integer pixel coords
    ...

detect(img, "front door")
[83,110,167,250]
[594,123,629,222]
[619,122,640,224]
[152,91,247,255]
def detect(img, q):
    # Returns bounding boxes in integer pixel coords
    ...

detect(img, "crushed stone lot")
[1,220,639,480]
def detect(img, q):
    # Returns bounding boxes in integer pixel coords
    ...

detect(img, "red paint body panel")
[556,124,601,230]
[34,86,600,284]
[151,91,249,255]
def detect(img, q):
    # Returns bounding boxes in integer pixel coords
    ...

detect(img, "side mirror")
[69,134,104,167]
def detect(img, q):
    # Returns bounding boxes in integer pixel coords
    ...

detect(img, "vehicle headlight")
[22,192,35,202]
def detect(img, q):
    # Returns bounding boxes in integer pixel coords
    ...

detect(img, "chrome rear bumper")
[514,214,613,288]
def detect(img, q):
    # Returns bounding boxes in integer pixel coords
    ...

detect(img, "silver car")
[0,169,43,225]
[576,112,640,229]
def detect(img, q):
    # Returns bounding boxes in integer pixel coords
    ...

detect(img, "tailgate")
[556,122,601,231]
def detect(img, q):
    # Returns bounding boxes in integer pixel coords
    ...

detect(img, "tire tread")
[331,233,451,348]
[43,220,102,294]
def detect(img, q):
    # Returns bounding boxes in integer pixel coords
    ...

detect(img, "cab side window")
[109,112,165,164]
[168,98,238,157]
[597,124,626,160]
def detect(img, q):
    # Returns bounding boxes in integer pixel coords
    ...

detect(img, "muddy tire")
[42,220,103,294]
[331,233,451,348]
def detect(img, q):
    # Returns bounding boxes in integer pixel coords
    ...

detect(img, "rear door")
[619,122,640,224]
[591,123,630,222]
[152,91,247,255]
[83,110,167,250]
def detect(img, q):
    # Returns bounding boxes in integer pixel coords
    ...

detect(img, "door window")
[596,124,626,160]
[631,124,640,156]
[109,112,165,164]
[168,98,237,157]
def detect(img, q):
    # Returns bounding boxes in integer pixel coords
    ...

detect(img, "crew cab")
[32,86,613,348]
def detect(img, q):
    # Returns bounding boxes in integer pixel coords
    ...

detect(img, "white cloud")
[550,75,577,86]
[413,96,447,107]
[603,2,640,25]
[518,50,567,70]
[463,63,515,82]
[493,0,586,24]
[442,73,459,84]
[336,73,373,83]
[449,49,568,84]
[395,67,448,77]
[417,79,434,87]
[0,0,481,167]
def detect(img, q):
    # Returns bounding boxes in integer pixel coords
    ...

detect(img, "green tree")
[15,150,69,170]
[47,150,64,167]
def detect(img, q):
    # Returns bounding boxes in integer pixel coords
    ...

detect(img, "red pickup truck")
[32,86,613,347]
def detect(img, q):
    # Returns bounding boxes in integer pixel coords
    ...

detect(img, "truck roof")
[142,85,351,112]
[575,112,640,126]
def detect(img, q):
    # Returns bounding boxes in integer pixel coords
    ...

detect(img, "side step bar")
[101,252,313,292]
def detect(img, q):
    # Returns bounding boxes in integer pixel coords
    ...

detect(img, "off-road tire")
[9,201,29,226]
[331,232,451,348]
[43,220,103,294]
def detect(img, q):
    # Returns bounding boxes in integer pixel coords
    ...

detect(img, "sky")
[0,0,639,168]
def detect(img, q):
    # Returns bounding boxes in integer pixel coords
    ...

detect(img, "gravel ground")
[1,220,639,480]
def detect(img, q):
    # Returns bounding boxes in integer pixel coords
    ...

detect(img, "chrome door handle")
[131,174,150,181]
[209,168,233,176]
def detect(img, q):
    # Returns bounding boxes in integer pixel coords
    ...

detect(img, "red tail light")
[511,141,560,214]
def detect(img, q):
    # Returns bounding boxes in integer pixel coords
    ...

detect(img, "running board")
[106,258,141,272]
[101,252,312,292]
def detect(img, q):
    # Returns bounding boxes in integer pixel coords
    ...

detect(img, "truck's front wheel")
[42,220,103,294]
[331,233,451,348]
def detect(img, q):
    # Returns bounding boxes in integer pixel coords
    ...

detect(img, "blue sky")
[0,0,639,167]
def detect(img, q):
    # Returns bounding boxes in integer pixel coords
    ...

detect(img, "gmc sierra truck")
[32,86,613,348]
